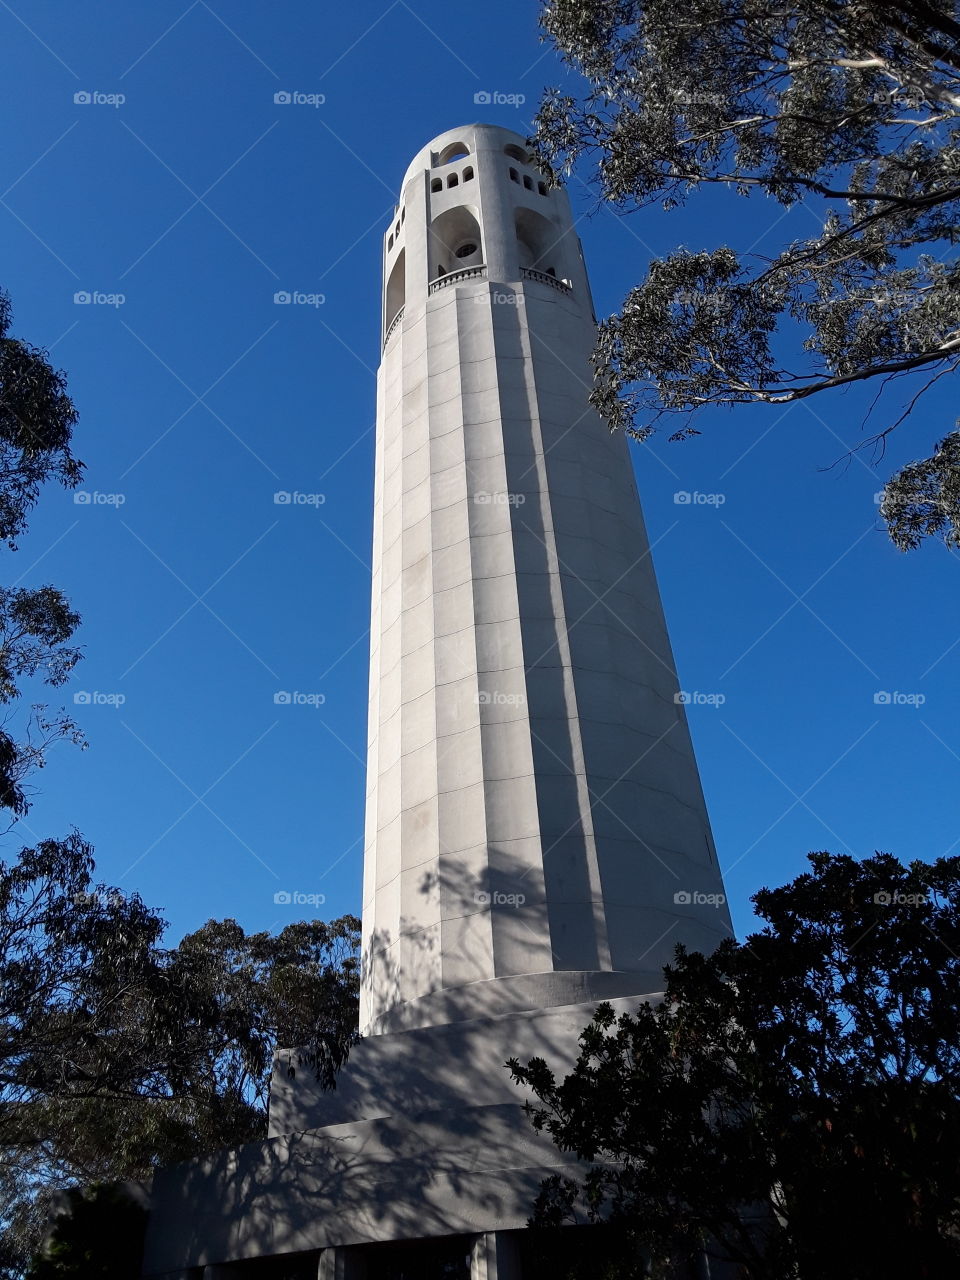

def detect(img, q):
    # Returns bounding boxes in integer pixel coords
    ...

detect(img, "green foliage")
[511,851,960,1278]
[0,293,85,819]
[534,0,960,548]
[25,1185,146,1280]
[0,585,84,819]
[0,587,81,703]
[0,287,89,1277]
[882,427,960,548]
[0,832,361,1274]
[0,292,82,550]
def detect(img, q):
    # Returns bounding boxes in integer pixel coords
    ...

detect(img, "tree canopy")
[0,294,86,821]
[0,293,82,551]
[0,831,360,1275]
[533,0,960,549]
[511,850,960,1278]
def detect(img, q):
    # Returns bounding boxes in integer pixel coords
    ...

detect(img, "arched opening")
[430,178,442,193]
[504,143,529,164]
[394,221,400,236]
[439,141,470,165]
[509,168,519,183]
[515,206,564,278]
[429,205,483,278]
[538,181,547,196]
[523,175,533,190]
[388,233,393,250]
[463,166,474,182]
[447,173,459,188]
[385,248,405,332]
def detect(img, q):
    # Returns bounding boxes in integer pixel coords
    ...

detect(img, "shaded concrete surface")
[144,1101,578,1274]
[269,993,661,1135]
[145,995,656,1273]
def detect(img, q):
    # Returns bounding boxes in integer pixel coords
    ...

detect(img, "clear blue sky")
[1,0,956,947]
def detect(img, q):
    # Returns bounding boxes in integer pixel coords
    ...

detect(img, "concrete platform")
[268,990,661,1135]
[143,995,656,1276]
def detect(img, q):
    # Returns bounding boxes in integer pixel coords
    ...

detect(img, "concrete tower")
[362,123,730,1036]
[140,126,732,1280]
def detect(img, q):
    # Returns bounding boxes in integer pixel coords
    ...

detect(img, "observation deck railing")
[427,264,487,294]
[382,305,404,348]
[520,266,572,293]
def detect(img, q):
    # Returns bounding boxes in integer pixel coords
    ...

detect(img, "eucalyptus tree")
[534,0,960,548]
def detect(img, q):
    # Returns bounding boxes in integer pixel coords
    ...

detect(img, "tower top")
[399,123,535,192]
[380,123,592,347]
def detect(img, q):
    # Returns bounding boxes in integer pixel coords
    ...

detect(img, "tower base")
[142,996,650,1276]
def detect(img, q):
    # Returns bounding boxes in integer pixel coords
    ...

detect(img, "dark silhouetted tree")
[511,851,960,1278]
[0,830,360,1275]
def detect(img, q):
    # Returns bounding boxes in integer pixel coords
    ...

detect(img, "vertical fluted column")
[361,125,731,1036]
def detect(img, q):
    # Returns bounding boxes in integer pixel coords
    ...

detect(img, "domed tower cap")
[400,123,537,191]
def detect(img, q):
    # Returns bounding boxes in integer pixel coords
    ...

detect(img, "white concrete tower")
[139,127,737,1278]
[362,123,731,1036]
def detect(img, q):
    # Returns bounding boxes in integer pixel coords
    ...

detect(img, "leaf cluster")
[0,294,82,551]
[510,850,960,1278]
[0,834,360,1275]
[534,1,960,547]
